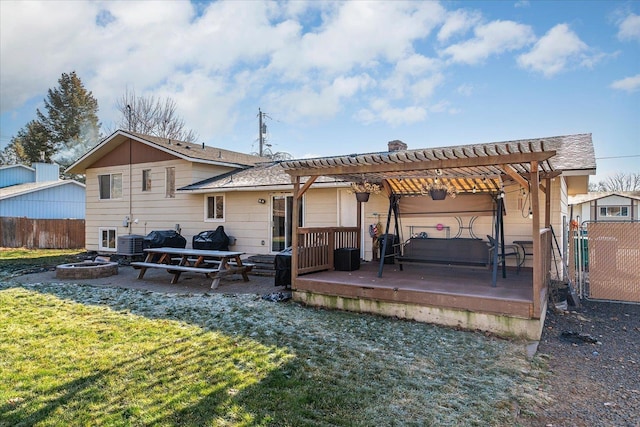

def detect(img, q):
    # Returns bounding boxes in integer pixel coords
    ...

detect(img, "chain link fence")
[570,221,640,303]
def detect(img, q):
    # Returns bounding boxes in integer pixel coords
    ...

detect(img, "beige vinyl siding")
[191,163,233,183]
[85,159,238,252]
[303,188,339,227]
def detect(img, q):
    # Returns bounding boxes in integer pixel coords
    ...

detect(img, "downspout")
[129,138,133,235]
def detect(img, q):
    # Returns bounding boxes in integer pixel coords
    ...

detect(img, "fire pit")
[56,261,118,280]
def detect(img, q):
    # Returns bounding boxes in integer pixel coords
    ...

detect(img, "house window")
[600,206,629,217]
[165,167,175,198]
[98,173,122,199]
[99,228,117,251]
[142,169,151,191]
[205,195,225,221]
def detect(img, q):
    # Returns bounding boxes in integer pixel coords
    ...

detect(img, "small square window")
[99,228,117,251]
[98,173,122,199]
[206,195,224,221]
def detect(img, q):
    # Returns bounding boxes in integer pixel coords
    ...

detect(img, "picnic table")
[131,247,253,289]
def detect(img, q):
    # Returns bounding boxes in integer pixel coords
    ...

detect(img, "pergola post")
[291,176,301,288]
[530,161,542,317]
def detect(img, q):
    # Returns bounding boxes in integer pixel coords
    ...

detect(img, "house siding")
[0,166,34,188]
[0,183,85,219]
[85,158,342,254]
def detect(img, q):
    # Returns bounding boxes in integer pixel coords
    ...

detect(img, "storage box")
[334,248,360,271]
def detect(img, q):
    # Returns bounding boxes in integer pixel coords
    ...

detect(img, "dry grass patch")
[0,281,549,426]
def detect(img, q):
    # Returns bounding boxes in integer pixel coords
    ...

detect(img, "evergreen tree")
[36,71,101,167]
[0,120,54,165]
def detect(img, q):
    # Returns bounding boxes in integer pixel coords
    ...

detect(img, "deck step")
[246,254,276,276]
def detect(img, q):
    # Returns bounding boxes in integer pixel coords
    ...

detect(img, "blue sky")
[1,0,638,183]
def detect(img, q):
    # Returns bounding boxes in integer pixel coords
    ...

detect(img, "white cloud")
[267,74,375,122]
[440,20,535,65]
[437,9,482,42]
[268,1,445,79]
[517,24,589,77]
[610,74,640,92]
[456,83,474,96]
[617,13,640,42]
[356,99,427,126]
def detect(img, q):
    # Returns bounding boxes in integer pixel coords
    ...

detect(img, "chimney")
[388,140,407,152]
[33,163,60,182]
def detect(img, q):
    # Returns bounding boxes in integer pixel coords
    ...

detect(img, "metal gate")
[570,221,640,303]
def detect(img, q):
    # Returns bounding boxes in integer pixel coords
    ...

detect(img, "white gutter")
[178,182,350,194]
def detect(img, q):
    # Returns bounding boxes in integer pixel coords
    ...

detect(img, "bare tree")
[590,172,640,191]
[115,89,199,143]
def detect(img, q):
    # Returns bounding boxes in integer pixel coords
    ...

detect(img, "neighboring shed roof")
[0,164,35,172]
[569,191,640,205]
[179,162,346,193]
[0,180,86,201]
[66,129,268,174]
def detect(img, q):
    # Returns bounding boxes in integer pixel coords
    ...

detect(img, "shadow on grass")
[1,281,537,426]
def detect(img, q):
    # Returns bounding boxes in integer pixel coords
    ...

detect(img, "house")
[68,130,596,339]
[569,191,640,223]
[0,163,85,219]
[66,129,353,254]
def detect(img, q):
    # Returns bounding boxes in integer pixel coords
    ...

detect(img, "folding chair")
[486,235,521,274]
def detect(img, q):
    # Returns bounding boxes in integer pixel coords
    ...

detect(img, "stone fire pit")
[56,261,119,280]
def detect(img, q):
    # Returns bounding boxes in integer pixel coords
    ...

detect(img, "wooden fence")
[0,217,85,249]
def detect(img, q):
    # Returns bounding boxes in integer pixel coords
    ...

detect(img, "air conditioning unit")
[117,234,145,256]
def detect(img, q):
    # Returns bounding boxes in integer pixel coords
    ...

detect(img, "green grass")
[0,260,549,426]
[0,249,85,277]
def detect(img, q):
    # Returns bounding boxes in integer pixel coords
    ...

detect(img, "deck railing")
[296,227,360,274]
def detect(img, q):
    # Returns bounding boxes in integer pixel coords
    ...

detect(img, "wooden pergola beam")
[501,165,529,189]
[284,151,556,178]
[295,175,318,199]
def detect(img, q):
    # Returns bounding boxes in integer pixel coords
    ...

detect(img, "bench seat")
[396,238,489,267]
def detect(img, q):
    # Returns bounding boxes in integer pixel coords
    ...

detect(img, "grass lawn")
[0,251,549,426]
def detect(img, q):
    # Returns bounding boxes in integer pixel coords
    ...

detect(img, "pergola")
[281,139,560,318]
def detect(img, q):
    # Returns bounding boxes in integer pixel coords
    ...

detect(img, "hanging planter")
[420,179,458,200]
[429,189,447,200]
[348,180,381,203]
[355,192,370,202]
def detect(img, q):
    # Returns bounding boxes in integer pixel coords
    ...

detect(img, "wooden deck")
[293,261,543,338]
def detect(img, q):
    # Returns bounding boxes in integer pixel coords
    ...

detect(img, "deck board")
[294,261,534,318]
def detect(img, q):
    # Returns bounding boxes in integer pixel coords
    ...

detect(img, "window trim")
[142,169,152,192]
[98,173,123,200]
[98,227,117,252]
[165,167,175,198]
[599,206,629,217]
[204,194,225,222]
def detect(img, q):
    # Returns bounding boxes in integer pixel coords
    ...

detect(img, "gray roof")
[0,180,86,200]
[179,162,345,192]
[542,133,596,173]
[67,129,268,174]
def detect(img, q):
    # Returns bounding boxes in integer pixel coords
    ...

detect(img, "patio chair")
[486,235,521,274]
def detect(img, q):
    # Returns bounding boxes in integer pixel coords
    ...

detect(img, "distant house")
[569,192,640,223]
[0,163,85,219]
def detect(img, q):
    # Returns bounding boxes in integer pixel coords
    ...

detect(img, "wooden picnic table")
[131,247,253,289]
